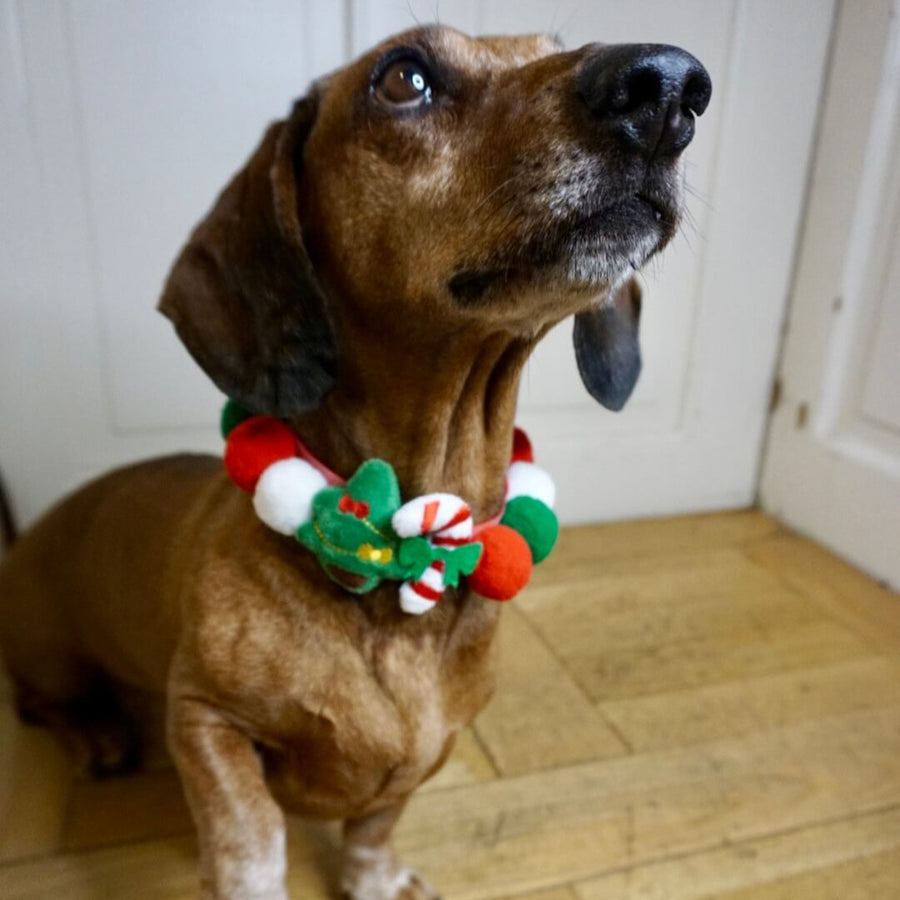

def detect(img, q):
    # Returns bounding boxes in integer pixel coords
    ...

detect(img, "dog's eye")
[373,59,432,108]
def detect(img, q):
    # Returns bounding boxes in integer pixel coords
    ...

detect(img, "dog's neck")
[293,326,538,521]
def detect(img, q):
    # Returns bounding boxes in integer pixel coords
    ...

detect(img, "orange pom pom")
[224,416,297,492]
[511,427,534,463]
[468,525,533,601]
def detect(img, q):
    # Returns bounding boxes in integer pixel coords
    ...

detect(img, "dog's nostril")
[682,73,712,117]
[613,67,662,115]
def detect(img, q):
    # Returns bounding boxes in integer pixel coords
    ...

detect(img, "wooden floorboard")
[1,509,898,898]
[575,806,900,899]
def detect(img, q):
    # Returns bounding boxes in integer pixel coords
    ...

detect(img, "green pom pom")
[501,496,559,564]
[220,399,254,439]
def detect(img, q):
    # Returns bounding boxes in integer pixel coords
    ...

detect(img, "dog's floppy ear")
[159,95,336,416]
[573,276,642,411]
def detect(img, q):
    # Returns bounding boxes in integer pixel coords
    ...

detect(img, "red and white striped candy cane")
[392,493,473,615]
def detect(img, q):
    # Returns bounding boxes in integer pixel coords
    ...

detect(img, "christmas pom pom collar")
[220,400,559,615]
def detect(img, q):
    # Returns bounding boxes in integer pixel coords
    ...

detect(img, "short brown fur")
[0,25,707,899]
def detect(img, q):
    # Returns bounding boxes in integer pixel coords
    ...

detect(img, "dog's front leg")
[168,696,287,900]
[342,800,439,900]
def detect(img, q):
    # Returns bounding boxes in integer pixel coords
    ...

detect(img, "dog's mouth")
[448,187,680,306]
[573,193,677,240]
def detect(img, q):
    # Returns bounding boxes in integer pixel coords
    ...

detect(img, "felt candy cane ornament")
[392,493,475,615]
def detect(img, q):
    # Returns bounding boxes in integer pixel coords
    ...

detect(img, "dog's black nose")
[577,44,711,158]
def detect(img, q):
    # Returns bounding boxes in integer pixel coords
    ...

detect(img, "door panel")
[0,0,345,525]
[761,0,900,588]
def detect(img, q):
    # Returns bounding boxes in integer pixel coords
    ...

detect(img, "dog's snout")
[577,44,711,158]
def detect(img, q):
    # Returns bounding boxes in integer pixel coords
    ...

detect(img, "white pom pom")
[253,458,326,535]
[506,461,556,509]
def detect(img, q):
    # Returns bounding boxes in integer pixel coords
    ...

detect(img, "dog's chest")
[234,599,499,819]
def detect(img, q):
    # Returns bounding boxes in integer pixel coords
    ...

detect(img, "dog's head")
[160,25,710,416]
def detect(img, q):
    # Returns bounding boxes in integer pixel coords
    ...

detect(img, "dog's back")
[0,454,220,768]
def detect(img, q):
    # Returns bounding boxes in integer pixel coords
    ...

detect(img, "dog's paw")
[341,872,439,900]
[15,682,142,778]
[340,847,439,900]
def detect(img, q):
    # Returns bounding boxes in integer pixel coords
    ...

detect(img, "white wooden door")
[761,0,900,590]
[1,0,834,529]
[0,0,346,527]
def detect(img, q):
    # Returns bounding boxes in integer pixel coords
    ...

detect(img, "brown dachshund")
[0,25,710,900]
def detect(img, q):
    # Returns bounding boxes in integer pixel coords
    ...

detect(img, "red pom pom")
[511,427,534,464]
[468,525,533,601]
[224,416,297,492]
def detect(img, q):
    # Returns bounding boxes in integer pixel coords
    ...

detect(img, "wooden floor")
[1,510,899,899]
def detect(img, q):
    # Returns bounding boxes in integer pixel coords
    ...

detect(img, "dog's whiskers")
[683,179,714,211]
[470,170,535,216]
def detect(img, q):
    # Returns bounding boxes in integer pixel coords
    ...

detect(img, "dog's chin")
[448,199,677,306]
[561,195,678,284]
